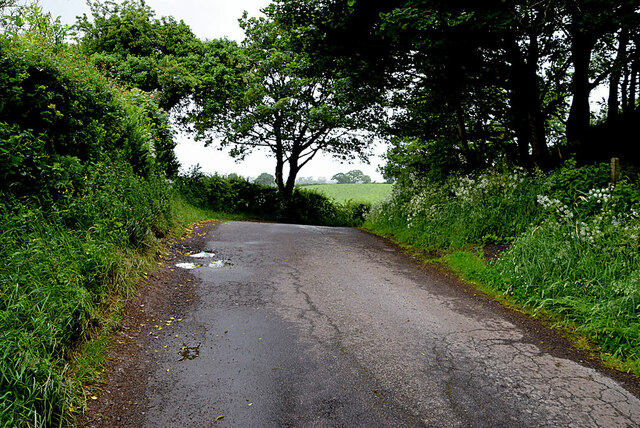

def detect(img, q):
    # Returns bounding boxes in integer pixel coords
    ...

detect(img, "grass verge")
[64,194,253,424]
[363,163,640,378]
[365,224,640,378]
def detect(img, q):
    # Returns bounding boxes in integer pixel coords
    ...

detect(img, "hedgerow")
[176,166,369,227]
[0,8,177,426]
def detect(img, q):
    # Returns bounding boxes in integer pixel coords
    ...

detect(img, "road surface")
[89,221,640,427]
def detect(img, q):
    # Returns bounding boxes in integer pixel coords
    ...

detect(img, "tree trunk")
[525,27,549,169]
[630,64,638,111]
[274,135,285,195]
[608,28,628,123]
[282,144,301,201]
[505,31,549,169]
[452,98,474,168]
[627,57,638,113]
[566,24,595,146]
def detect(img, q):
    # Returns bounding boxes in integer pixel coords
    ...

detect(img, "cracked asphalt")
[93,221,640,427]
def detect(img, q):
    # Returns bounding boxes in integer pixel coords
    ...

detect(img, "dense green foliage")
[331,169,371,184]
[3,1,639,424]
[0,14,178,185]
[254,172,276,187]
[177,168,369,227]
[270,0,640,372]
[366,163,640,372]
[301,183,393,204]
[273,0,640,175]
[0,163,173,426]
[74,0,243,116]
[186,9,380,198]
[0,7,182,426]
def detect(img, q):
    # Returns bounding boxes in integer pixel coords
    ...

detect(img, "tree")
[332,172,349,184]
[187,10,378,199]
[332,170,371,183]
[346,169,371,183]
[273,0,640,173]
[254,172,276,186]
[75,0,202,111]
[272,0,561,171]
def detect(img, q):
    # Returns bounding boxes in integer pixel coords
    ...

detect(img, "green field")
[301,183,393,204]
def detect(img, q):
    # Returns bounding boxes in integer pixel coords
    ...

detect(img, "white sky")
[36,0,388,181]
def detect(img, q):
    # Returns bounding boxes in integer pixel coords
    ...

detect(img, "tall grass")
[366,167,546,249]
[366,162,640,373]
[0,10,191,426]
[0,161,175,426]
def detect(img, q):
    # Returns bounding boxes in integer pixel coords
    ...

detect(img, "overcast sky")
[36,0,387,181]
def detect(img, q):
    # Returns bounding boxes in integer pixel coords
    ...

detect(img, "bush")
[366,166,545,248]
[489,171,640,362]
[175,167,369,226]
[0,160,174,426]
[0,10,179,425]
[0,22,178,198]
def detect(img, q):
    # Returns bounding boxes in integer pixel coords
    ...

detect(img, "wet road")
[142,221,640,427]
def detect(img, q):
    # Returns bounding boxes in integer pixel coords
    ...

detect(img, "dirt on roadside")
[76,220,221,427]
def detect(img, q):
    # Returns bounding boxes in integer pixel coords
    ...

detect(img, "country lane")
[84,221,640,427]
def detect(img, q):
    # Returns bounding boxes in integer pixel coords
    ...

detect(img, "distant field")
[301,183,393,204]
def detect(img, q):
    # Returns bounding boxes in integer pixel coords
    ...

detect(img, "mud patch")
[483,243,510,261]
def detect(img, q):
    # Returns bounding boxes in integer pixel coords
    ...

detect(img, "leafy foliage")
[0,17,178,186]
[176,167,368,226]
[0,7,180,425]
[187,10,379,198]
[331,169,371,184]
[75,0,200,111]
[254,172,276,187]
[273,0,640,176]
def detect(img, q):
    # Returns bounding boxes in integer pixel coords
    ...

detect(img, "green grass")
[300,183,393,204]
[171,193,251,224]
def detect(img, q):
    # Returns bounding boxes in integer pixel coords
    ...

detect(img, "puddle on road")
[175,262,197,269]
[175,260,232,270]
[179,343,200,361]
[189,252,215,258]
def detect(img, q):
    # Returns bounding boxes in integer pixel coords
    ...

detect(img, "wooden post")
[610,157,620,187]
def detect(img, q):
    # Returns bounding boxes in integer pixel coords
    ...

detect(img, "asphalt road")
[135,221,640,427]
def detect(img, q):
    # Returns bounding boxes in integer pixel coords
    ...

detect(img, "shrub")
[489,171,640,362]
[0,10,178,425]
[366,166,545,248]
[0,160,174,426]
[0,21,178,198]
[175,167,368,226]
